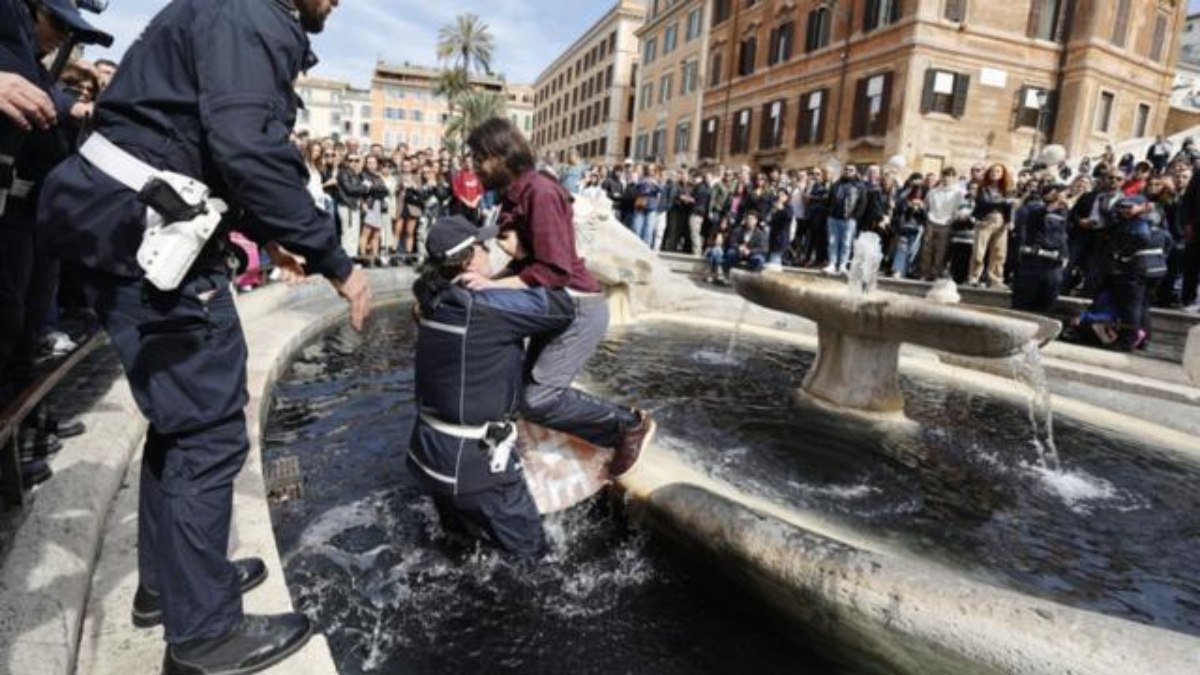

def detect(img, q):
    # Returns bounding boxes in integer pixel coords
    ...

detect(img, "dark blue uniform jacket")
[38,0,351,281]
[1,0,77,228]
[408,279,575,496]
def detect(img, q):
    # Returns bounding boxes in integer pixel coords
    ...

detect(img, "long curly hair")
[981,163,1014,195]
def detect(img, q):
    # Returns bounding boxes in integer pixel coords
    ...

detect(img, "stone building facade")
[532,0,647,164]
[695,0,1183,173]
[505,84,536,137]
[631,0,712,167]
[369,62,505,151]
[295,76,372,144]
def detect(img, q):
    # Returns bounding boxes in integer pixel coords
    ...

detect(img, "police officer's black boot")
[162,612,313,675]
[133,558,268,628]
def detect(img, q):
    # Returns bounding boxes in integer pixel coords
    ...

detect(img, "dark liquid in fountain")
[581,319,1200,637]
[264,308,849,674]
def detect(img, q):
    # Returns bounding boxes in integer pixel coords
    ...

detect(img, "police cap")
[39,0,114,47]
[426,215,498,260]
[1114,194,1148,210]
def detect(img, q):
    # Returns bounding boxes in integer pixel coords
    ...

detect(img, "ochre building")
[685,0,1183,173]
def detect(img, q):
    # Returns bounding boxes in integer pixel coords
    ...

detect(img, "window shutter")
[864,0,879,32]
[888,0,900,23]
[876,72,894,135]
[1027,0,1043,38]
[805,12,817,51]
[852,78,868,138]
[920,69,936,113]
[760,103,772,149]
[795,95,809,146]
[951,72,970,117]
[1042,90,1058,134]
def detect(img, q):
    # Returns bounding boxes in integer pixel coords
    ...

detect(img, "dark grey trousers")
[521,294,635,448]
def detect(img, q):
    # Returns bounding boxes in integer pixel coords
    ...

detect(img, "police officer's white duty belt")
[1019,246,1063,260]
[79,133,227,292]
[420,412,518,474]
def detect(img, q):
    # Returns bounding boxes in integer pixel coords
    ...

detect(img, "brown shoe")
[610,409,655,478]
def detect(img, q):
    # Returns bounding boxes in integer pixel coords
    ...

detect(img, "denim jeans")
[890,226,923,277]
[632,210,655,247]
[827,217,857,268]
[705,246,725,274]
[723,249,765,273]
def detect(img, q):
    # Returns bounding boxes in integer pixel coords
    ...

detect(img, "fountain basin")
[733,271,1061,414]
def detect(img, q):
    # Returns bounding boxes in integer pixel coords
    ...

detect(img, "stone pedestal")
[805,326,904,413]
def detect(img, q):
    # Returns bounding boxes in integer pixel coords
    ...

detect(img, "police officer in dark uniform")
[1011,182,1070,313]
[409,216,576,560]
[38,0,372,672]
[1106,195,1168,351]
[1,0,110,482]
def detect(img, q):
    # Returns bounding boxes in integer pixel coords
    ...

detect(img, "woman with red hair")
[968,163,1015,287]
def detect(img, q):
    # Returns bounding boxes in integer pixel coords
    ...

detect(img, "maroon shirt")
[499,169,601,293]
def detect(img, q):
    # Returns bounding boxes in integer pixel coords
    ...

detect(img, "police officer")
[0,0,110,482]
[1106,195,1168,351]
[38,0,371,672]
[409,216,576,560]
[1011,182,1070,313]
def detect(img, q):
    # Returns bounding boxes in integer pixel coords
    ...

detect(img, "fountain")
[732,234,1061,416]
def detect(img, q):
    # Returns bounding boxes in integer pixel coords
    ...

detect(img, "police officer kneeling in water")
[409,216,577,560]
[38,0,371,673]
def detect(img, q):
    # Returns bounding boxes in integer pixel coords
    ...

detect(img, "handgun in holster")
[135,172,227,292]
[482,421,518,474]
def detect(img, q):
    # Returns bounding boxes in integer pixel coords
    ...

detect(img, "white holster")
[80,133,227,291]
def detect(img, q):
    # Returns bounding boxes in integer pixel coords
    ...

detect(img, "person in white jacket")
[920,167,965,280]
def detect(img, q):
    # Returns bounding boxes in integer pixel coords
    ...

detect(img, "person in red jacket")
[451,154,484,223]
[459,118,653,477]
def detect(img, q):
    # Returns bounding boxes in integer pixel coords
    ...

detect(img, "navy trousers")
[432,481,547,561]
[1011,259,1063,313]
[84,268,249,643]
[0,208,59,401]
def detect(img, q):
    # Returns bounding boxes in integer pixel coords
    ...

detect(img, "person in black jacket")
[409,216,575,560]
[1012,182,1070,313]
[358,154,390,265]
[1105,196,1168,350]
[337,152,368,259]
[38,1,372,671]
[824,165,866,274]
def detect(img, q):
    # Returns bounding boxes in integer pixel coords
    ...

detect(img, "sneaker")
[162,612,312,675]
[821,264,837,275]
[133,558,268,628]
[1132,329,1149,351]
[41,331,78,357]
[21,457,52,486]
[31,407,85,439]
[609,409,655,478]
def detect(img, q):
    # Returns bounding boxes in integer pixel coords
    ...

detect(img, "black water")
[264,308,848,674]
[265,308,1200,674]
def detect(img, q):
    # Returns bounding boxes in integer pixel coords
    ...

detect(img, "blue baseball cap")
[425,215,498,260]
[39,0,113,47]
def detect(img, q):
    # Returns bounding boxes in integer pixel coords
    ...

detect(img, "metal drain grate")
[265,455,303,503]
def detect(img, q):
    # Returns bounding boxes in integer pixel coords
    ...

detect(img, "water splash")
[1009,340,1061,472]
[847,232,883,296]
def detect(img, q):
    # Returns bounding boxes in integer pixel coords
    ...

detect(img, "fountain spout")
[732,270,1061,416]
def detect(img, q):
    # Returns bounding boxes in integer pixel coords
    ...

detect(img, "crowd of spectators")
[540,142,1200,353]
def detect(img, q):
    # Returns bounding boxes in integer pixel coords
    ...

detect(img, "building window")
[805,8,832,52]
[1014,86,1051,129]
[920,69,969,117]
[610,31,617,53]
[1026,0,1062,41]
[943,0,966,22]
[1150,13,1168,62]
[863,0,900,33]
[413,110,423,122]
[709,52,723,87]
[851,72,892,138]
[635,133,649,160]
[700,117,720,159]
[768,22,794,66]
[1111,0,1131,48]
[1095,90,1115,133]
[643,37,658,65]
[731,108,752,154]
[795,88,827,146]
[664,24,678,54]
[687,8,703,41]
[659,74,673,103]
[681,60,699,95]
[759,99,786,150]
[641,82,653,110]
[1134,104,1151,138]
[360,105,371,118]
[737,36,757,77]
[714,0,732,26]
[675,120,692,154]
[606,65,614,88]
[651,126,666,160]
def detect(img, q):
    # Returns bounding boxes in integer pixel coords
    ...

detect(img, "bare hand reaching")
[0,73,55,131]
[333,267,372,331]
[265,242,308,284]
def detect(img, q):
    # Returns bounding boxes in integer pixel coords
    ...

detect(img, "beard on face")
[297,0,331,33]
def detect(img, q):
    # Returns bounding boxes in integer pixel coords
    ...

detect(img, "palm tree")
[443,91,506,148]
[437,13,494,77]
[436,13,497,147]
